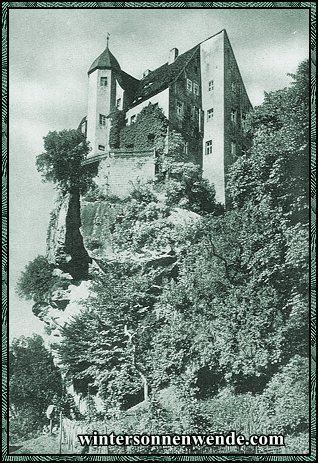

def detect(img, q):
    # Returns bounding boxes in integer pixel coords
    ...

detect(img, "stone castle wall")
[91,149,155,198]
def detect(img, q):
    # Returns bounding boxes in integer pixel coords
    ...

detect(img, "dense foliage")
[16,255,57,302]
[119,103,168,151]
[109,109,126,149]
[163,162,221,215]
[41,60,310,453]
[9,335,63,441]
[227,60,309,224]
[36,129,97,193]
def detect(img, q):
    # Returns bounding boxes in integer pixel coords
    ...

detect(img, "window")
[231,142,236,157]
[98,145,105,151]
[231,110,237,123]
[100,77,108,87]
[193,82,199,96]
[186,78,193,92]
[207,108,214,121]
[116,98,121,109]
[241,111,246,130]
[147,133,155,144]
[208,80,214,91]
[99,114,107,126]
[191,106,198,120]
[130,115,136,124]
[176,101,183,117]
[206,140,213,155]
[80,120,87,135]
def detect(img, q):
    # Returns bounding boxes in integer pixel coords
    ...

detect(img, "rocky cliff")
[35,188,200,414]
[46,189,91,280]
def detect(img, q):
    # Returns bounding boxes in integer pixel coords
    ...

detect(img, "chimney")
[168,48,179,65]
[142,69,152,78]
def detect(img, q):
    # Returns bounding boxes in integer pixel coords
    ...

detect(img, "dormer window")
[231,110,237,123]
[116,98,121,109]
[186,79,193,92]
[130,115,136,124]
[144,82,153,89]
[98,145,105,151]
[100,77,108,87]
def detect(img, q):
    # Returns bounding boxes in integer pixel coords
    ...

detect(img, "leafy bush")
[9,335,63,441]
[163,162,221,215]
[16,255,57,302]
[129,180,158,204]
[260,355,309,435]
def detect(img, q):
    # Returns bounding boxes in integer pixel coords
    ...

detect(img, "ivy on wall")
[119,104,168,151]
[109,109,126,149]
[109,103,200,165]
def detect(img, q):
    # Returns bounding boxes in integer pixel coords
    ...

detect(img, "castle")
[80,29,252,204]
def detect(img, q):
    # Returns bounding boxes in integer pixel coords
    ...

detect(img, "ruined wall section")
[94,150,155,198]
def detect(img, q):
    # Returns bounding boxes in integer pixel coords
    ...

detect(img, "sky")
[8,7,309,341]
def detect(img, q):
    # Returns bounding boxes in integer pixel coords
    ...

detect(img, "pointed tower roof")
[88,42,121,75]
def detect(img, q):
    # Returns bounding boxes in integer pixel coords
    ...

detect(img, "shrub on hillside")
[16,255,57,302]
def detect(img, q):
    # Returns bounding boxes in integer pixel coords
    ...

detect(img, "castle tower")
[86,38,121,156]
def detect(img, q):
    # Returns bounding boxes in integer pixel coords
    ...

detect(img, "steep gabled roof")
[128,45,200,109]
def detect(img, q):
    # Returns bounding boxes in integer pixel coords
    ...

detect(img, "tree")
[260,355,309,435]
[228,60,309,224]
[36,129,97,193]
[9,334,63,440]
[163,162,221,215]
[58,261,156,409]
[16,255,57,302]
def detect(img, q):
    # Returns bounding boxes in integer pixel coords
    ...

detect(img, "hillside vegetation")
[12,60,311,454]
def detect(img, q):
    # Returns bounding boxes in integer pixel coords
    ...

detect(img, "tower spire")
[106,32,110,48]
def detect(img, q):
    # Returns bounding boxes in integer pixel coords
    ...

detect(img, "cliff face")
[47,189,91,280]
[40,190,201,414]
[80,199,119,259]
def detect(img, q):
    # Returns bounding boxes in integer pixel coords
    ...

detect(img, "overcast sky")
[8,7,309,340]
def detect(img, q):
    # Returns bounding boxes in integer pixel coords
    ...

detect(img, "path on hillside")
[9,434,75,455]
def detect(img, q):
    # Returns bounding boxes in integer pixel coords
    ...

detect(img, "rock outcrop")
[47,189,91,280]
